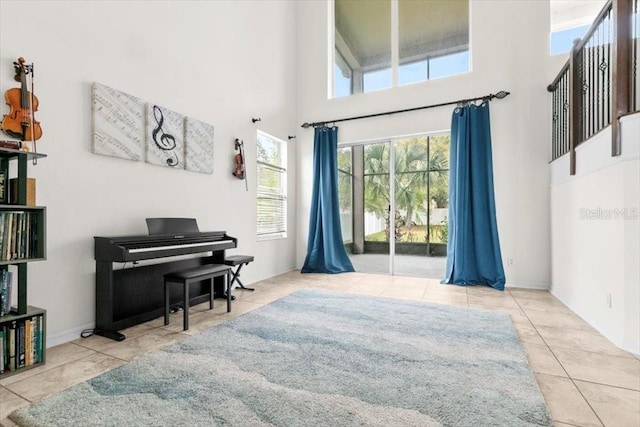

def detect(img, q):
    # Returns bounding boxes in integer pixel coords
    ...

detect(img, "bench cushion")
[224,255,254,266]
[165,264,230,280]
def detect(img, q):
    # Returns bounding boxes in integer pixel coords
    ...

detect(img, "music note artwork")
[91,82,215,173]
[184,117,214,174]
[145,104,184,168]
[92,82,144,161]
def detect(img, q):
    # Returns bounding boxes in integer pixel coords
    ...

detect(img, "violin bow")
[29,62,37,164]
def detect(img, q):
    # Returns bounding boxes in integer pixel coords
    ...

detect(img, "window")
[334,51,353,98]
[333,0,469,98]
[257,131,287,240]
[549,0,607,55]
[550,24,591,55]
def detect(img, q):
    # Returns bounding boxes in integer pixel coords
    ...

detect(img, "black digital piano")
[94,230,237,341]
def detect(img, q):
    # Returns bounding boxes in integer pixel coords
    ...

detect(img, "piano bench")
[224,255,255,292]
[164,264,232,331]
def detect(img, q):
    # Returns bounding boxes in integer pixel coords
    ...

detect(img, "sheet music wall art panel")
[92,82,144,161]
[145,104,185,168]
[184,117,214,174]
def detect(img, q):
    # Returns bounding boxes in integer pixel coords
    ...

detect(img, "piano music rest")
[164,264,232,331]
[224,255,255,291]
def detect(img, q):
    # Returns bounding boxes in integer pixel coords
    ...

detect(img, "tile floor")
[1,271,638,427]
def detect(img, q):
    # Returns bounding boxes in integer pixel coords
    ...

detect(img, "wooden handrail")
[548,1,613,92]
[573,0,613,53]
[547,0,636,173]
[547,62,570,92]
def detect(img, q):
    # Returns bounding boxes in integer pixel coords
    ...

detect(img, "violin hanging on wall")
[1,57,42,148]
[233,138,248,191]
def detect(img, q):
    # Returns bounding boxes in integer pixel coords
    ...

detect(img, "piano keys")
[94,230,237,341]
[95,231,237,262]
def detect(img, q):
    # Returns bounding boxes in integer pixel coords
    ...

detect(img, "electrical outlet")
[606,292,612,308]
[507,258,514,266]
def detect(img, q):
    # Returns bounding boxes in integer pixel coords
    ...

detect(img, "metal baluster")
[552,87,556,159]
[560,75,564,156]
[606,11,611,126]
[598,16,607,129]
[600,18,605,131]
[563,73,568,155]
[583,34,596,140]
[552,85,560,160]
[632,1,635,111]
[591,29,596,137]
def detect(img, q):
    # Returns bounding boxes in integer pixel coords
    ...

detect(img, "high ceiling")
[335,0,469,69]
[550,0,608,31]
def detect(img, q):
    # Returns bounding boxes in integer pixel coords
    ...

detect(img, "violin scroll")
[13,58,26,82]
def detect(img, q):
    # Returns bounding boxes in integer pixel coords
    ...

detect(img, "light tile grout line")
[507,288,607,427]
[4,280,633,427]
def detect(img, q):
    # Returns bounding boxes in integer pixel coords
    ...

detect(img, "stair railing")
[548,0,638,174]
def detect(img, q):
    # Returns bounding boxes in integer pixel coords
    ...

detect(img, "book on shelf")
[0,211,38,261]
[9,178,36,206]
[0,140,21,150]
[0,328,4,374]
[17,320,25,368]
[31,316,38,365]
[7,320,16,371]
[0,315,44,374]
[0,269,13,316]
[25,317,31,366]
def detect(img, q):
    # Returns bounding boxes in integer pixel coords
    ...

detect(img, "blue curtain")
[443,102,506,290]
[302,126,355,274]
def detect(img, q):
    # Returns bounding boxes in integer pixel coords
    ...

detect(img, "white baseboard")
[505,281,550,290]
[46,268,300,348]
[46,321,94,348]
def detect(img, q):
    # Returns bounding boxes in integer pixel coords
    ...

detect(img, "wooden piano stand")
[224,255,255,291]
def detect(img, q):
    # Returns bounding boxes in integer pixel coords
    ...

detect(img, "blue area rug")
[11,289,552,426]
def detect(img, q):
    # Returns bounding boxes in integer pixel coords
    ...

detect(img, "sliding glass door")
[338,133,449,278]
[392,135,449,277]
[363,141,392,274]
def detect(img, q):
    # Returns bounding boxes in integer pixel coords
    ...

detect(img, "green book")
[0,329,4,374]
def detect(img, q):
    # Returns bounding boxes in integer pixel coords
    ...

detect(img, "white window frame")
[331,0,470,98]
[256,130,288,241]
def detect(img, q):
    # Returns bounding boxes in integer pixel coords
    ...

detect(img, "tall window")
[333,0,469,97]
[257,131,287,240]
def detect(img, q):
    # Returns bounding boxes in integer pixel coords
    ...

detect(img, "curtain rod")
[300,90,511,129]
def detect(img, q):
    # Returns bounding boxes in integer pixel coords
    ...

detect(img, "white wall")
[551,114,640,355]
[0,0,298,345]
[296,0,558,288]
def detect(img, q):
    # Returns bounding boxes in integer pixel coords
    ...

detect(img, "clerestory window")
[549,0,607,55]
[333,0,470,98]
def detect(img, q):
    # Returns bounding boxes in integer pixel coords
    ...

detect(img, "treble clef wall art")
[91,82,215,173]
[145,103,184,168]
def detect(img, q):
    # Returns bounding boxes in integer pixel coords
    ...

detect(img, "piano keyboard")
[128,239,234,254]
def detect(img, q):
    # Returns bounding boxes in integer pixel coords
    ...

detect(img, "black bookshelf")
[0,147,47,378]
